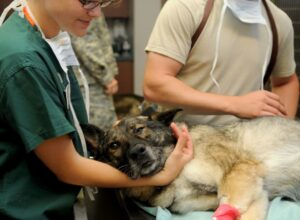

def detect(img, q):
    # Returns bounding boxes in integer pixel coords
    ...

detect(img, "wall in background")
[133,0,161,95]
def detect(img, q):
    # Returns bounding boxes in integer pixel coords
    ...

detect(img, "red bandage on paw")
[212,204,240,220]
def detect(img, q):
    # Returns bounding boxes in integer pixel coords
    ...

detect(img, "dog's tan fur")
[83,109,300,220]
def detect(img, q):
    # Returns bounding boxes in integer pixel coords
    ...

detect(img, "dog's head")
[82,109,182,179]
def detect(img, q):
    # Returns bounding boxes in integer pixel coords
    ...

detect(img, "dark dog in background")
[82,109,300,220]
[113,94,144,119]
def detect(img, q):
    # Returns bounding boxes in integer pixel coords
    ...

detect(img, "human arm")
[143,52,287,119]
[271,73,299,118]
[34,123,193,188]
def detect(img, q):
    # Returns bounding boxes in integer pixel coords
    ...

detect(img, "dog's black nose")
[128,144,147,161]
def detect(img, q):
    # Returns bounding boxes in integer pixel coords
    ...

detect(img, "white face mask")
[225,0,266,24]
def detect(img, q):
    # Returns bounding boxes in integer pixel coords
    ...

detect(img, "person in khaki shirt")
[144,0,299,126]
[143,0,300,219]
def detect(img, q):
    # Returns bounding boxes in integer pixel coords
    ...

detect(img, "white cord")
[76,67,90,121]
[66,72,96,201]
[208,1,227,92]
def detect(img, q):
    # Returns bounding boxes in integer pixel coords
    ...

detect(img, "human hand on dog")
[151,123,194,186]
[170,122,194,160]
[228,90,287,118]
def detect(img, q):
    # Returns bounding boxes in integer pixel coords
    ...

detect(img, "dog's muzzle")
[127,144,159,179]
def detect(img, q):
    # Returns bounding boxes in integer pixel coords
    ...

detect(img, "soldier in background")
[71,13,119,130]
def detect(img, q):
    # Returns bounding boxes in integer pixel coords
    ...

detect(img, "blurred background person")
[72,12,119,130]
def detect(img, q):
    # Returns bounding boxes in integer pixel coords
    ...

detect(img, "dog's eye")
[133,126,144,134]
[108,141,121,150]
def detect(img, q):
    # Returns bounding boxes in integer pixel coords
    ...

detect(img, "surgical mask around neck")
[45,31,80,73]
[225,0,266,25]
[208,0,271,91]
[21,5,79,73]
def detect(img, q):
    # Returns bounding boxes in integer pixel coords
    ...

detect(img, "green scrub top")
[0,12,88,220]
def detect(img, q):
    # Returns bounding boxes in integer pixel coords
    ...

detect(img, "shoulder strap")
[262,0,278,85]
[191,0,215,49]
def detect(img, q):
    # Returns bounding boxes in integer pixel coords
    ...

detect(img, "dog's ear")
[80,124,105,159]
[152,108,182,126]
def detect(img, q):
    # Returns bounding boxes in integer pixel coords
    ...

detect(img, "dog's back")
[236,117,300,200]
[188,117,300,199]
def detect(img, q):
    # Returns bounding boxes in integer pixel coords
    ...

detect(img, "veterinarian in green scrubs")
[0,0,193,219]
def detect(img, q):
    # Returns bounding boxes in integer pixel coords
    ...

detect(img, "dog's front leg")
[170,194,219,213]
[149,185,176,208]
[217,161,267,220]
[239,190,269,220]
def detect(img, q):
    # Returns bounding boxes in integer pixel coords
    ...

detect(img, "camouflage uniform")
[71,14,118,130]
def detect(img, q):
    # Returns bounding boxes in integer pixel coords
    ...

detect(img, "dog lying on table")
[82,109,300,220]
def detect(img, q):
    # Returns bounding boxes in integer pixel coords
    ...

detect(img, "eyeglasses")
[79,0,116,10]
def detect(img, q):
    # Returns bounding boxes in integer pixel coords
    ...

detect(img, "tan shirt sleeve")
[145,0,206,64]
[272,9,296,77]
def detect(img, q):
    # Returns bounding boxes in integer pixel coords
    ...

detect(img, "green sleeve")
[1,65,75,152]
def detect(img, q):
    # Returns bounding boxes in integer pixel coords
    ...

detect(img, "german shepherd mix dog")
[82,109,300,220]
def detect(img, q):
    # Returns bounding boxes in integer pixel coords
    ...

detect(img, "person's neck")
[27,1,60,38]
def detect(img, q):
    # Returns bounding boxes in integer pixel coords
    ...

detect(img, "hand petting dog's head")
[82,108,182,179]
